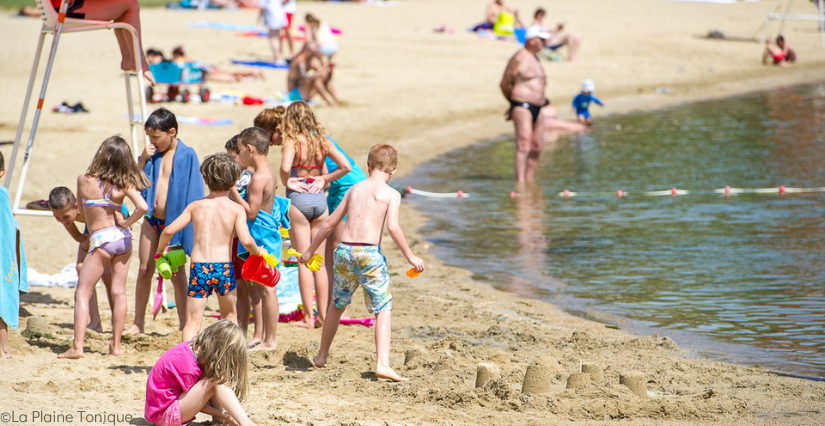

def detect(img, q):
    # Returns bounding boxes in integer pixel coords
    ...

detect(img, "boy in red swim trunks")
[157,153,266,342]
[763,35,797,67]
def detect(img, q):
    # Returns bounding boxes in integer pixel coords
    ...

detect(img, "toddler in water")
[145,320,256,426]
[301,144,424,382]
[280,101,351,328]
[59,136,150,358]
[572,79,604,126]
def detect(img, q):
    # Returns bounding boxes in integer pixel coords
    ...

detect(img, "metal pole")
[4,30,47,189]
[12,0,69,213]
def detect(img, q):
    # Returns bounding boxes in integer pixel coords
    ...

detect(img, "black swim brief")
[510,98,551,124]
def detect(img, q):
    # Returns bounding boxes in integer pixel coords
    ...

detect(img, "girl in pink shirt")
[145,320,256,426]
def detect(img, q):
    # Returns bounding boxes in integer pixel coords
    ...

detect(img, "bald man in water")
[500,26,551,182]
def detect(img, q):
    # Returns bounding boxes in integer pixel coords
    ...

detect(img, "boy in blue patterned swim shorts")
[300,144,425,382]
[157,153,267,342]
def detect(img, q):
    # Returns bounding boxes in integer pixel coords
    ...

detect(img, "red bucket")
[241,255,280,287]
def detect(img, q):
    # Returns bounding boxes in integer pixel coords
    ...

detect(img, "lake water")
[401,82,825,378]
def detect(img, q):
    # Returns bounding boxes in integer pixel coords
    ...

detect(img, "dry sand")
[1,0,825,424]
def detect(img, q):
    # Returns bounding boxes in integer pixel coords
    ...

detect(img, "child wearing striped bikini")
[157,153,266,342]
[279,101,351,328]
[59,136,149,359]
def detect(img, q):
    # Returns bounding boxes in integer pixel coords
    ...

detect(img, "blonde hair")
[282,101,327,160]
[253,107,285,141]
[86,136,150,191]
[201,153,241,192]
[190,320,249,402]
[368,144,398,173]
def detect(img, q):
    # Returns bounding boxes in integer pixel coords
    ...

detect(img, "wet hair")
[224,135,240,154]
[200,153,241,192]
[48,186,76,210]
[0,151,4,172]
[144,107,178,134]
[86,136,150,191]
[253,107,286,140]
[172,46,185,57]
[534,8,545,19]
[305,13,320,27]
[367,144,398,173]
[238,127,270,155]
[776,35,785,44]
[282,101,327,159]
[146,48,165,60]
[190,320,249,402]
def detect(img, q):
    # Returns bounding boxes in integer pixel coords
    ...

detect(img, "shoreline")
[3,1,825,424]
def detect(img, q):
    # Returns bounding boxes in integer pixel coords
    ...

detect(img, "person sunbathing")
[532,8,582,62]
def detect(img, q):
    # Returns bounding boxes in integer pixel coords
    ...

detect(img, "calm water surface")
[402,83,825,378]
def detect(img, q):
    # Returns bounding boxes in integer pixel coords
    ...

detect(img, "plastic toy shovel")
[287,248,324,272]
[152,276,164,320]
[406,268,422,278]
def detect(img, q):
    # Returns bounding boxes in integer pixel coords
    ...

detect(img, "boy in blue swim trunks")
[129,108,205,335]
[157,153,266,342]
[572,79,604,126]
[300,144,424,382]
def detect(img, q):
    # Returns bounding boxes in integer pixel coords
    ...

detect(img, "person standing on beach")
[500,26,551,182]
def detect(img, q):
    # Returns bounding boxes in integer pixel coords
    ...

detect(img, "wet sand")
[1,0,825,424]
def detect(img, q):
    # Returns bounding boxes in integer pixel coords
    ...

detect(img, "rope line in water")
[400,185,825,199]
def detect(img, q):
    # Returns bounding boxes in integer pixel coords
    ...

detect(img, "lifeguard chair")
[3,0,148,216]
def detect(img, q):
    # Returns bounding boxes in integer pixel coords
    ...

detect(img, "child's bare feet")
[313,354,326,368]
[88,320,103,333]
[375,366,408,382]
[249,342,276,352]
[58,348,84,359]
[293,319,315,329]
[1,350,11,359]
[247,341,261,350]
[109,342,123,356]
[123,324,144,336]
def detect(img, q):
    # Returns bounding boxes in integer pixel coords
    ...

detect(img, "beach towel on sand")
[141,139,205,256]
[0,187,28,330]
[237,196,291,262]
[231,60,290,69]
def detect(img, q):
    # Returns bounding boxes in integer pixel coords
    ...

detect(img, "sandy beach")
[1,0,825,424]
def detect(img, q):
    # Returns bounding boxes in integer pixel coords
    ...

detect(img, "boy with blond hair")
[157,153,267,342]
[230,127,291,351]
[300,144,424,382]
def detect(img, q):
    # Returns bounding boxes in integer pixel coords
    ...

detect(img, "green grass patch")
[21,329,55,340]
[0,0,170,12]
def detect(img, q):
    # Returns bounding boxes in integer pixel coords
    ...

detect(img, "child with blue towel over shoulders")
[572,79,604,126]
[0,152,28,358]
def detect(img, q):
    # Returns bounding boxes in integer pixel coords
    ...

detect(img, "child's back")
[339,178,396,245]
[188,197,247,263]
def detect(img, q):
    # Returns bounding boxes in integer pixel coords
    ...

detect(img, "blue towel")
[231,60,290,69]
[141,139,205,256]
[237,196,291,262]
[0,187,28,330]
